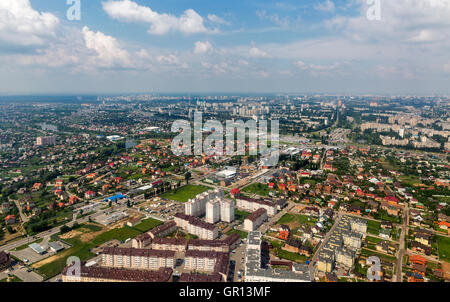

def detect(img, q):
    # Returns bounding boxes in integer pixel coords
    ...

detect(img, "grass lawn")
[367,220,381,235]
[35,226,142,280]
[241,183,270,197]
[0,276,22,282]
[226,229,248,239]
[234,209,251,222]
[360,248,396,262]
[436,235,450,262]
[276,249,309,263]
[366,236,384,244]
[276,213,318,229]
[162,184,210,202]
[133,218,163,233]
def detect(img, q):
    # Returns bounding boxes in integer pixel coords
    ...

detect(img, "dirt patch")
[79,229,105,243]
[59,230,83,240]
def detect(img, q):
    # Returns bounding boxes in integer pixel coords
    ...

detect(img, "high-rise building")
[36,136,56,146]
[206,200,220,224]
[220,199,235,223]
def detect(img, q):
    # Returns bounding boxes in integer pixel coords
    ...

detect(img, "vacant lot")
[276,213,318,230]
[162,184,210,202]
[242,183,270,197]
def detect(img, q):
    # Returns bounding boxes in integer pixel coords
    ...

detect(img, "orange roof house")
[409,255,427,266]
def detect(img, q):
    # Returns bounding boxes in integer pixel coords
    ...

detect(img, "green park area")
[162,184,210,202]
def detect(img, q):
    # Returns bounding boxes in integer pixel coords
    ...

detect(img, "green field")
[162,184,210,202]
[436,235,450,262]
[133,218,163,232]
[35,226,142,280]
[367,220,381,235]
[276,213,318,227]
[242,183,270,197]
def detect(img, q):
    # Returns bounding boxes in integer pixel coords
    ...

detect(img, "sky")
[0,0,450,95]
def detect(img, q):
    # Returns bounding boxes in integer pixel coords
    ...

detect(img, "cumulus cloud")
[249,47,268,58]
[82,26,131,68]
[0,0,59,46]
[102,0,212,35]
[194,41,213,54]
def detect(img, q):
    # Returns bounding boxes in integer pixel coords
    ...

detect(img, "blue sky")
[0,0,450,95]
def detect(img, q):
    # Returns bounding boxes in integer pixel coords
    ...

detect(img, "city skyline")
[1,0,450,95]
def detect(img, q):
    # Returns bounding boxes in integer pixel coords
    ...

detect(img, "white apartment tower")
[206,200,220,224]
[220,199,235,223]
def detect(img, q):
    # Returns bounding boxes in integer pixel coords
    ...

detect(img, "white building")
[220,199,235,223]
[243,208,267,232]
[185,189,224,217]
[206,200,220,224]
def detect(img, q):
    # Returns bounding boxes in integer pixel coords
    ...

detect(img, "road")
[10,198,29,223]
[394,204,409,282]
[309,211,343,279]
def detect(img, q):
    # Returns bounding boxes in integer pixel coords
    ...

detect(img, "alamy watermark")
[171,112,280,166]
[67,0,81,21]
[366,0,381,21]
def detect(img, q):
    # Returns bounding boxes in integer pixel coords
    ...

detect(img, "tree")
[185,172,192,184]
[60,225,71,234]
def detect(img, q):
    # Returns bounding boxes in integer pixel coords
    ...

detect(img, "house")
[5,215,16,225]
[376,241,395,255]
[379,229,391,240]
[437,221,450,230]
[304,206,320,217]
[413,229,433,246]
[381,221,393,230]
[411,242,432,256]
[32,183,43,191]
[85,190,96,199]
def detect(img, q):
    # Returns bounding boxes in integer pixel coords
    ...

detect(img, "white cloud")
[194,41,213,54]
[0,0,59,46]
[315,0,336,13]
[82,26,131,68]
[207,14,231,26]
[249,47,268,58]
[102,0,212,35]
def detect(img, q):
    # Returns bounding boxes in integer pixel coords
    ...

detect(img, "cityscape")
[0,0,449,290]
